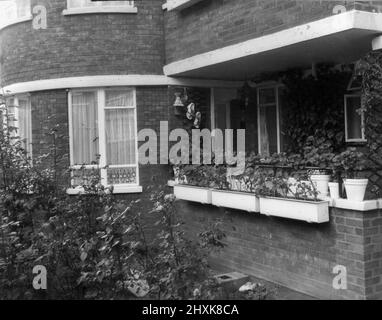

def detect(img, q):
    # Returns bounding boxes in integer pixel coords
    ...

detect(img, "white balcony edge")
[165,0,204,11]
[164,10,382,76]
[1,75,242,95]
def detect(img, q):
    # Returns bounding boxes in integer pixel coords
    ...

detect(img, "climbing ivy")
[280,65,351,165]
[359,50,382,195]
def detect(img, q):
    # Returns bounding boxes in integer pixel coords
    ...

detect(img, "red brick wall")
[0,0,165,87]
[164,0,374,64]
[176,200,382,299]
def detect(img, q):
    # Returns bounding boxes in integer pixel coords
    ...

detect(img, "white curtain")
[259,106,270,156]
[17,97,32,155]
[72,92,99,165]
[105,108,136,165]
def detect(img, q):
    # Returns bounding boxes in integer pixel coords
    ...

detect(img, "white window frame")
[63,0,137,15]
[68,87,141,194]
[257,84,281,155]
[344,94,366,143]
[0,0,32,31]
[2,94,33,158]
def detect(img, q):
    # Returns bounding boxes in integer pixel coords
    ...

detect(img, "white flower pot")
[211,190,260,212]
[343,179,368,202]
[259,197,329,223]
[174,185,212,204]
[328,182,340,199]
[310,174,331,198]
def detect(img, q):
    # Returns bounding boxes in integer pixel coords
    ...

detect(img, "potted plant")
[210,165,260,213]
[257,174,329,223]
[173,164,213,204]
[332,148,370,201]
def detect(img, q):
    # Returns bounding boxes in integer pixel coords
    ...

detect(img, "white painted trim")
[66,185,142,195]
[2,75,243,95]
[68,87,140,191]
[62,7,137,15]
[164,10,382,76]
[344,94,366,143]
[330,198,382,212]
[165,0,204,11]
[210,88,215,131]
[0,15,32,31]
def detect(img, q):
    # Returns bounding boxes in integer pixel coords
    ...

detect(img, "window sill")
[62,7,138,15]
[66,185,142,195]
[0,15,32,31]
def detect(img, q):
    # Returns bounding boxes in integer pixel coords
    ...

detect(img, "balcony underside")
[164,10,382,81]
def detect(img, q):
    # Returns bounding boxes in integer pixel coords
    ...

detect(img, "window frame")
[68,87,141,194]
[63,0,137,15]
[2,94,33,158]
[344,93,366,143]
[257,84,281,155]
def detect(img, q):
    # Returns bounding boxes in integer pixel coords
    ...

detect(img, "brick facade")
[0,0,165,87]
[176,200,382,299]
[164,0,379,64]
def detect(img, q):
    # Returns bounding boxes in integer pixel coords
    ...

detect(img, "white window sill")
[67,185,142,195]
[0,15,32,31]
[62,7,138,15]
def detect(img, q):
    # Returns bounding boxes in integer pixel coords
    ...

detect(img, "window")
[344,94,366,142]
[257,86,281,155]
[69,88,140,193]
[0,0,31,30]
[2,95,32,155]
[64,0,136,14]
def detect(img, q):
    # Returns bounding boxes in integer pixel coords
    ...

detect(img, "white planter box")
[211,190,260,212]
[259,197,329,223]
[174,185,212,204]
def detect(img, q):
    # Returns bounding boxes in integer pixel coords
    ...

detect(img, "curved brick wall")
[0,0,165,87]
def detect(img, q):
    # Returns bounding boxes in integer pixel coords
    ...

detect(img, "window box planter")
[174,184,212,204]
[211,190,260,212]
[259,197,329,223]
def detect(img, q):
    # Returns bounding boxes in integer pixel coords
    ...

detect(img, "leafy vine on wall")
[279,65,351,167]
[359,50,382,194]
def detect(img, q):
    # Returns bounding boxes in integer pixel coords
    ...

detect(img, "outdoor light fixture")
[173,92,184,107]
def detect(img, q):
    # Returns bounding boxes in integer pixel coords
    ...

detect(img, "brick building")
[1,0,382,299]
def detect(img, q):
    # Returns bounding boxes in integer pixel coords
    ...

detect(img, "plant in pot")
[332,148,370,201]
[303,136,337,198]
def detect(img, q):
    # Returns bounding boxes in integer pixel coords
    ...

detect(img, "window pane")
[259,88,276,104]
[105,90,134,107]
[72,92,99,164]
[67,0,134,8]
[259,104,278,156]
[346,96,363,140]
[105,108,136,165]
[0,0,31,29]
[17,97,32,154]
